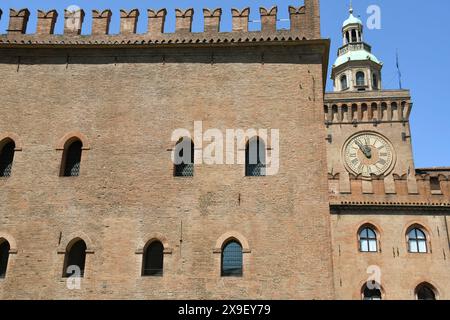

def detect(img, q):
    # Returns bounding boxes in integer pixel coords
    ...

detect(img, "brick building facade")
[0,1,448,300]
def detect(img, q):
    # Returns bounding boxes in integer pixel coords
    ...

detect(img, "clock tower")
[324,6,415,194]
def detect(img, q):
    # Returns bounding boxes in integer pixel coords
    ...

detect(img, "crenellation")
[64,9,84,35]
[37,10,58,35]
[120,9,139,35]
[1,4,322,40]
[289,6,306,32]
[231,8,250,32]
[203,9,222,33]
[259,7,278,33]
[7,9,30,34]
[175,9,194,33]
[92,9,112,35]
[330,172,450,202]
[147,9,167,35]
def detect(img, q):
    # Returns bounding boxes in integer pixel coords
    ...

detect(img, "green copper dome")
[343,13,363,27]
[334,50,381,68]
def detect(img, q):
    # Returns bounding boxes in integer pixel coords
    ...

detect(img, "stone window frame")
[356,222,382,254]
[414,281,439,300]
[57,232,95,279]
[56,131,90,177]
[0,233,18,280]
[0,133,23,179]
[135,233,173,277]
[213,231,251,278]
[359,280,385,300]
[404,223,432,254]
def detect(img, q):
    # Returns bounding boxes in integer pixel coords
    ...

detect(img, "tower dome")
[342,7,363,27]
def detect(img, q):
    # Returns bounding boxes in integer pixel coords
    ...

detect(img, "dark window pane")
[64,240,86,277]
[0,141,15,177]
[363,283,382,300]
[341,75,348,89]
[430,177,441,191]
[246,138,266,177]
[221,241,243,277]
[174,138,194,177]
[62,140,82,177]
[356,72,365,86]
[417,285,436,300]
[143,241,164,276]
[0,241,11,278]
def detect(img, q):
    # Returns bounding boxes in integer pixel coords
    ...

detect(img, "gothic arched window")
[372,73,379,89]
[416,283,437,300]
[63,239,87,277]
[362,283,382,300]
[142,241,164,276]
[0,139,16,177]
[174,137,194,177]
[359,226,378,252]
[245,137,266,177]
[60,139,83,177]
[407,227,428,253]
[356,72,366,86]
[0,239,11,278]
[221,240,243,277]
[340,75,348,90]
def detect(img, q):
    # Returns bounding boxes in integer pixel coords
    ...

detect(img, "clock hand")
[355,140,371,158]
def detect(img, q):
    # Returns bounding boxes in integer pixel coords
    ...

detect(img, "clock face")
[343,132,395,177]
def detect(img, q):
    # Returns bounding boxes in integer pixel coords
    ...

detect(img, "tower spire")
[349,0,353,14]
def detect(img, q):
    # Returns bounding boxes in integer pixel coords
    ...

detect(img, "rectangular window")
[430,177,441,192]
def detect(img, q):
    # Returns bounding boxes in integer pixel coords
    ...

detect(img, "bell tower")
[324,5,415,196]
[331,5,382,92]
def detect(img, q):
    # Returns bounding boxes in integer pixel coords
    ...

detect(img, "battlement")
[0,2,321,45]
[329,170,450,207]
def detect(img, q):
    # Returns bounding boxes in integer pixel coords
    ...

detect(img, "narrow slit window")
[221,241,243,277]
[0,240,11,278]
[61,139,83,177]
[174,138,194,177]
[63,239,87,278]
[245,137,266,177]
[0,139,16,177]
[142,241,164,276]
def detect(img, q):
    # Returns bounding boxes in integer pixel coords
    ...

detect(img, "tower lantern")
[331,6,383,92]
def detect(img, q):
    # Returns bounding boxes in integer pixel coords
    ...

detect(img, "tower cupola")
[331,5,383,92]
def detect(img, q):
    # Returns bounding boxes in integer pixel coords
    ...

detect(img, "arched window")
[407,227,428,253]
[245,137,266,177]
[372,73,379,89]
[63,239,87,277]
[359,226,378,252]
[340,75,348,90]
[351,29,357,42]
[221,240,243,277]
[142,241,164,276]
[0,239,11,278]
[362,282,382,300]
[356,72,365,86]
[416,283,437,300]
[174,137,194,177]
[0,139,16,178]
[60,139,83,177]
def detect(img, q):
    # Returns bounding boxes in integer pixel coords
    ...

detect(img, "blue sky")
[0,0,449,168]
